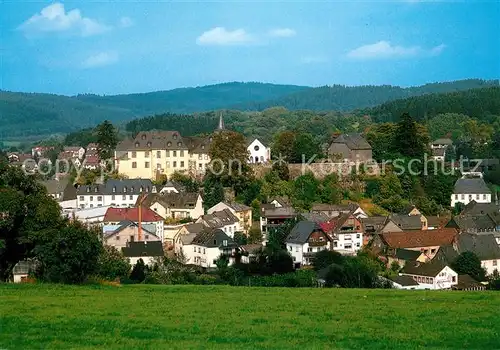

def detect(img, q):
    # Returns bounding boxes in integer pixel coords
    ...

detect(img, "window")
[130,235,134,242]
[198,163,203,168]
[141,134,146,140]
[167,142,172,147]
[198,155,203,160]
[145,234,149,240]
[112,195,115,200]
[112,186,116,193]
[295,247,299,252]
[461,194,465,200]
[356,243,360,247]
[452,276,456,282]
[177,142,181,147]
[193,247,196,252]
[166,161,170,168]
[493,260,498,266]
[79,196,84,201]
[223,240,228,246]
[165,150,170,157]
[205,154,209,160]
[476,194,480,200]
[157,163,161,169]
[254,145,260,151]
[147,142,152,147]
[201,145,205,150]
[145,151,149,157]
[123,187,127,193]
[180,161,185,168]
[134,142,139,148]
[431,248,436,254]
[132,162,137,168]
[307,247,312,252]
[157,151,161,158]
[173,161,177,168]
[289,246,292,252]
[145,162,150,168]
[173,134,177,140]
[90,204,94,208]
[203,249,206,254]
[94,187,98,193]
[483,194,487,200]
[132,151,137,158]
[90,196,93,201]
[455,194,458,200]
[86,187,90,193]
[173,151,177,157]
[129,195,133,200]
[180,150,184,157]
[115,236,119,240]
[356,234,360,239]
[122,195,126,200]
[97,196,102,201]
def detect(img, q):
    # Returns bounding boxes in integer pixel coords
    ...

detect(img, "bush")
[97,245,130,281]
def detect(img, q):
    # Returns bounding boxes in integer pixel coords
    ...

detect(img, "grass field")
[1,284,500,349]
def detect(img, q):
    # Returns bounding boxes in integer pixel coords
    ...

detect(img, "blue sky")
[2,0,499,95]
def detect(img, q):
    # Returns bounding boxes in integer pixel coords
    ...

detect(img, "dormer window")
[147,142,152,147]
[177,142,182,147]
[145,187,149,192]
[173,134,177,140]
[112,186,116,193]
[213,239,217,245]
[94,187,98,193]
[135,142,139,148]
[123,187,127,193]
[141,134,146,140]
[86,187,90,193]
[167,142,172,147]
[130,187,134,192]
[209,137,213,142]
[201,145,205,150]
[140,186,143,192]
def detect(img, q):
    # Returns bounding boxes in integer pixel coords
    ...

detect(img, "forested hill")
[234,79,499,111]
[1,79,498,140]
[363,86,500,122]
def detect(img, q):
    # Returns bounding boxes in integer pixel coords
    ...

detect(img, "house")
[173,222,206,255]
[159,181,185,194]
[451,178,492,207]
[121,241,164,266]
[77,179,157,209]
[360,216,388,236]
[446,212,500,233]
[286,221,332,268]
[83,154,102,170]
[325,212,364,254]
[141,192,203,221]
[103,221,160,249]
[12,260,37,283]
[260,206,298,238]
[400,261,458,290]
[387,275,424,290]
[387,248,425,269]
[63,146,85,160]
[114,131,212,180]
[371,228,459,261]
[208,201,252,233]
[381,214,425,233]
[103,207,165,240]
[433,233,500,275]
[40,178,71,201]
[247,139,271,164]
[327,133,372,163]
[461,200,500,216]
[310,203,367,219]
[452,275,487,291]
[196,209,241,239]
[179,228,238,268]
[239,244,263,264]
[430,138,453,161]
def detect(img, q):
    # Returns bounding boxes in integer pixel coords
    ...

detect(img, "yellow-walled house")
[114,131,212,180]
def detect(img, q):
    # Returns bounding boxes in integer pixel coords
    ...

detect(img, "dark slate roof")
[224,201,251,212]
[183,135,213,154]
[426,216,442,228]
[12,260,38,274]
[270,196,291,207]
[141,192,200,209]
[393,248,422,261]
[454,233,500,260]
[461,201,500,216]
[451,214,498,231]
[77,179,156,195]
[453,178,491,194]
[331,133,372,150]
[361,216,388,233]
[388,214,422,230]
[183,222,206,234]
[301,212,330,223]
[389,275,420,287]
[116,131,190,151]
[263,206,298,218]
[160,181,185,192]
[453,275,486,290]
[121,241,164,258]
[191,228,237,248]
[40,178,69,195]
[240,243,263,254]
[286,221,323,244]
[104,220,157,239]
[431,138,453,145]
[402,260,449,277]
[198,209,239,228]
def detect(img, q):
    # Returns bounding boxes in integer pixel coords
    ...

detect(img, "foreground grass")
[1,284,499,349]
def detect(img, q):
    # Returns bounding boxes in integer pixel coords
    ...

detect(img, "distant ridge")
[0,79,498,139]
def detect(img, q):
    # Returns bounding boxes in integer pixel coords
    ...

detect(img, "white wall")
[77,193,140,209]
[482,259,500,276]
[286,242,328,266]
[182,245,231,268]
[247,139,270,164]
[333,232,363,253]
[451,193,491,207]
[129,256,159,266]
[402,266,458,290]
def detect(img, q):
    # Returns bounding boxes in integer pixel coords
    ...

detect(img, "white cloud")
[18,2,110,37]
[119,17,134,28]
[81,52,119,68]
[347,41,446,60]
[196,27,254,46]
[268,28,296,38]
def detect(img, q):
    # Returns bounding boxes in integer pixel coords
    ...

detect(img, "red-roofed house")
[83,154,102,170]
[371,228,459,261]
[104,207,165,240]
[322,212,364,254]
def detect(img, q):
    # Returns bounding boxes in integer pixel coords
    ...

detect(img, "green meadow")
[1,284,499,349]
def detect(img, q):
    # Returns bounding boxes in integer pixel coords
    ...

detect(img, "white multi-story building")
[451,178,492,207]
[286,221,332,268]
[76,179,157,209]
[196,209,241,239]
[401,263,458,290]
[247,139,271,164]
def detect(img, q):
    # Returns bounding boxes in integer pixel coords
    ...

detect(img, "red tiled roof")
[104,207,164,222]
[381,228,458,249]
[319,222,335,233]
